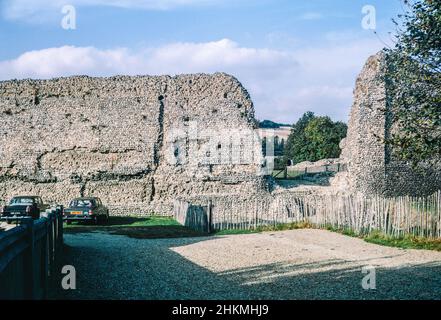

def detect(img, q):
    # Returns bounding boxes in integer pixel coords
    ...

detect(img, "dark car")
[64,197,109,224]
[1,196,49,219]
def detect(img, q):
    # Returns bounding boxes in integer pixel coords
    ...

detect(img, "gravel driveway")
[56,229,441,300]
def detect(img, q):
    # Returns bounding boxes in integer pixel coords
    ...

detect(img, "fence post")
[207,200,212,233]
[54,206,63,278]
[22,217,36,299]
[42,217,50,298]
[48,212,55,277]
[57,206,64,248]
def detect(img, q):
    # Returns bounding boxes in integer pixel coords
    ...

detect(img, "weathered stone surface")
[1,52,438,217]
[0,73,266,214]
[339,52,441,196]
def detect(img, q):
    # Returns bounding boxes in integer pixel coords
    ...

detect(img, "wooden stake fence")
[174,191,441,239]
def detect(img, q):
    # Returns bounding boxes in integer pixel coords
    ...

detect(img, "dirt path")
[55,229,441,300]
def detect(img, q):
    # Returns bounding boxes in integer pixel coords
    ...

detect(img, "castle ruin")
[0,53,439,216]
[0,73,266,214]
[339,52,441,197]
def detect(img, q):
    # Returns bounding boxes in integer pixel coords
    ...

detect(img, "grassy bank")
[215,221,314,235]
[216,222,441,251]
[363,232,441,251]
[324,225,441,251]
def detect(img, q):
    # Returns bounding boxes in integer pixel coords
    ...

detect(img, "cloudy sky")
[0,0,403,123]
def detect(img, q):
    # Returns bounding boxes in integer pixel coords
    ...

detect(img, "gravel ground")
[55,229,441,300]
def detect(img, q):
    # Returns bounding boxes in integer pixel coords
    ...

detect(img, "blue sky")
[0,0,404,123]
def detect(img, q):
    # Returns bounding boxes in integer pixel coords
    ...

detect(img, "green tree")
[385,0,441,164]
[305,118,347,162]
[283,111,315,164]
[283,112,347,164]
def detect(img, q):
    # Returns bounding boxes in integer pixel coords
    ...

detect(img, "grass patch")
[323,226,441,251]
[324,225,359,238]
[272,170,304,179]
[215,222,441,251]
[364,231,441,251]
[110,225,206,239]
[64,216,207,239]
[64,216,178,228]
[215,229,260,236]
[215,221,314,236]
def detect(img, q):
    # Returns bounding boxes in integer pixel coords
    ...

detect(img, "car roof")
[71,197,100,201]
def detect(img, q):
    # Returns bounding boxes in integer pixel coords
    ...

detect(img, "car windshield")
[10,198,35,206]
[69,199,95,208]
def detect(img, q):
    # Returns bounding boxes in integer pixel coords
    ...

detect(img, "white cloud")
[0,38,384,123]
[0,46,134,78]
[2,0,230,21]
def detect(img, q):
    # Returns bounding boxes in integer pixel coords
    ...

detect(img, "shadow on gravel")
[54,218,441,300]
[101,216,150,226]
[216,259,441,300]
[65,225,207,239]
[111,226,207,239]
[52,234,441,300]
[64,216,208,239]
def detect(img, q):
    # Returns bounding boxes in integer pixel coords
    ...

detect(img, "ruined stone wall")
[339,53,388,194]
[341,52,441,196]
[0,73,266,214]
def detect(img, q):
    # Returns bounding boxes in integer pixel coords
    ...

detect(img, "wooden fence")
[273,163,347,179]
[174,191,441,239]
[0,206,64,299]
[173,200,212,233]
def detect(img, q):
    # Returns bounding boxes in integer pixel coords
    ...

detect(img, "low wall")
[0,207,64,299]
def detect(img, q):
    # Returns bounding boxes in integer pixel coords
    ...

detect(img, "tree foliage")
[283,112,347,164]
[385,0,441,163]
[258,120,290,129]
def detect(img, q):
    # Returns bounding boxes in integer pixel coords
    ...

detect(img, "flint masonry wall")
[0,73,266,215]
[340,52,441,196]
